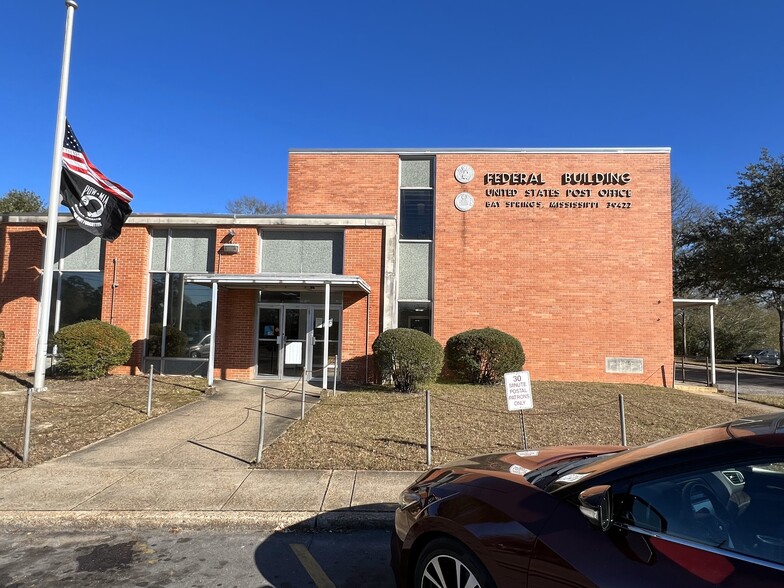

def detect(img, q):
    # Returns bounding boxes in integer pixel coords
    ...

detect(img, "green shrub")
[445,327,525,384]
[52,320,132,379]
[372,328,444,393]
[146,324,188,357]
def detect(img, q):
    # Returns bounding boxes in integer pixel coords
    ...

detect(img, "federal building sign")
[453,164,636,212]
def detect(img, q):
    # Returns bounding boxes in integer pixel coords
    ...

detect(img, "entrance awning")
[184,273,371,293]
[673,298,719,387]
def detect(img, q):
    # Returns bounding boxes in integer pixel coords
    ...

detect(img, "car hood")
[419,445,626,487]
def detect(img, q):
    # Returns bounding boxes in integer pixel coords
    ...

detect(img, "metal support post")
[735,368,739,404]
[301,366,306,419]
[147,365,154,416]
[519,411,528,451]
[619,394,627,446]
[22,388,34,463]
[255,387,266,463]
[425,389,432,466]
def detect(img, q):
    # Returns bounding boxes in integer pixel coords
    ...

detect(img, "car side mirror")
[579,485,613,531]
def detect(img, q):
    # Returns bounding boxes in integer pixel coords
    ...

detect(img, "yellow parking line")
[290,543,336,588]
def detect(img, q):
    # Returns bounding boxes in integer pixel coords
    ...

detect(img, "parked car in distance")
[734,349,781,365]
[392,413,784,587]
[187,334,211,358]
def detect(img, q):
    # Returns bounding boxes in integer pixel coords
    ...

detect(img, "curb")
[0,510,395,532]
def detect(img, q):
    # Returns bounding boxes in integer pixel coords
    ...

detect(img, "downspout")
[110,258,118,324]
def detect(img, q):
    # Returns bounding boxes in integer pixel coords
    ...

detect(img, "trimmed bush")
[52,320,132,379]
[445,327,525,385]
[146,324,189,357]
[372,328,444,393]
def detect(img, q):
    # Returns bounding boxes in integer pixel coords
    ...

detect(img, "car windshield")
[524,453,616,491]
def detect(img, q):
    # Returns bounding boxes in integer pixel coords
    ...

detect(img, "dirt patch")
[258,381,780,471]
[0,372,207,467]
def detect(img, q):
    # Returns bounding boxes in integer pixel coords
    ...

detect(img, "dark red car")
[392,413,784,587]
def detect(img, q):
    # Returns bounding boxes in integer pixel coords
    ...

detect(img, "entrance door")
[282,307,308,378]
[257,307,281,377]
[256,303,341,379]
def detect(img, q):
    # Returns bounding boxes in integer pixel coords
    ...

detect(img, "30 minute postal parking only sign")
[504,371,533,411]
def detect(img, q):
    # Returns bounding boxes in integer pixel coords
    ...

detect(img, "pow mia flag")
[60,120,133,242]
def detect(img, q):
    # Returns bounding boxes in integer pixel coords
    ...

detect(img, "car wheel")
[189,351,200,358]
[414,537,496,588]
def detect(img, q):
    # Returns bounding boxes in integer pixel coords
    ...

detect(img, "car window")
[619,460,784,565]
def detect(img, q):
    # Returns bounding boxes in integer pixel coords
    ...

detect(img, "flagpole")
[25,0,78,461]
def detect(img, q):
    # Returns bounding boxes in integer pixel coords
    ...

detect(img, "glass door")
[312,308,341,381]
[257,307,281,377]
[282,307,309,378]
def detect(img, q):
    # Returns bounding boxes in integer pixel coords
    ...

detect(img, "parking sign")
[504,371,533,411]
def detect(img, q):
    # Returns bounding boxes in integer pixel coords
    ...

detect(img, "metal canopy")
[184,273,371,293]
[673,298,719,386]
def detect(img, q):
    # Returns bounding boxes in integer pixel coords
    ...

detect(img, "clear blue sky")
[2,1,783,214]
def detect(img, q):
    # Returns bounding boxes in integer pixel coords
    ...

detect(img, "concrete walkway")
[0,380,420,531]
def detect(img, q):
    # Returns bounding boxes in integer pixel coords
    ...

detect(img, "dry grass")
[259,382,779,471]
[0,372,207,467]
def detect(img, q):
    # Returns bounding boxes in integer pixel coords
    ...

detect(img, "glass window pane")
[398,302,432,334]
[165,275,213,357]
[146,273,166,357]
[58,228,103,271]
[58,272,104,328]
[399,242,431,300]
[169,229,215,272]
[401,159,432,188]
[151,229,168,272]
[400,189,433,240]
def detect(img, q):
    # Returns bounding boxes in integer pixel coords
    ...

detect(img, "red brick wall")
[211,227,259,380]
[433,153,673,384]
[0,225,44,370]
[288,151,674,385]
[216,226,258,275]
[103,226,150,374]
[215,288,257,380]
[288,154,400,215]
[342,228,385,382]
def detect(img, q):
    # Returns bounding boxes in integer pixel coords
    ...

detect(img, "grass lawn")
[258,381,779,471]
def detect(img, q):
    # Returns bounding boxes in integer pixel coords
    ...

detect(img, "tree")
[671,176,713,296]
[226,196,285,215]
[681,150,784,363]
[0,189,44,213]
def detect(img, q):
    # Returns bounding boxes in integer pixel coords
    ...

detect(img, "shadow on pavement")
[253,506,397,588]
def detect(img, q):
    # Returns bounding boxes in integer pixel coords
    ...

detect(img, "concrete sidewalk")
[0,380,420,531]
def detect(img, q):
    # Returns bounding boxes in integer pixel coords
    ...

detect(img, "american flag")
[62,120,133,204]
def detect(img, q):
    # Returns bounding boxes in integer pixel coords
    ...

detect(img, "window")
[147,229,215,362]
[261,230,344,274]
[398,158,435,334]
[621,459,784,565]
[49,228,104,338]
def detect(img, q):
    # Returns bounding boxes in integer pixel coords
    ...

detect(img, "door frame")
[255,302,342,379]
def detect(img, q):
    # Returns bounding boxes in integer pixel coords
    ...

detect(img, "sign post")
[504,371,533,450]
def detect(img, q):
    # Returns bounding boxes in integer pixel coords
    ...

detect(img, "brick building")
[0,148,673,386]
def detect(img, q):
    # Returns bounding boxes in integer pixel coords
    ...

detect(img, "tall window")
[147,229,215,361]
[49,228,104,337]
[398,158,434,334]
